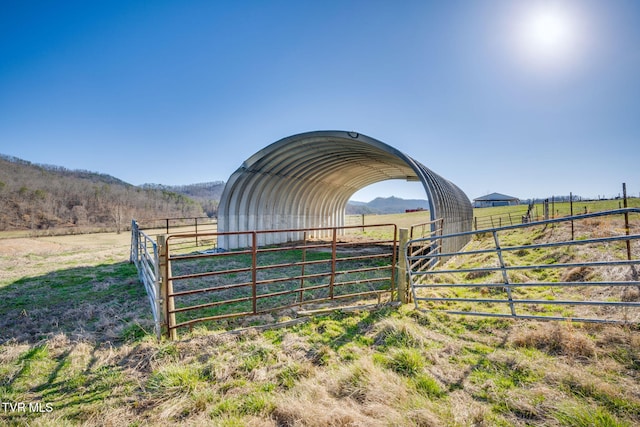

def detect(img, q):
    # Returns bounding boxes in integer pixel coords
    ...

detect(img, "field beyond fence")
[471,197,640,230]
[408,208,640,324]
[131,201,640,339]
[2,205,640,426]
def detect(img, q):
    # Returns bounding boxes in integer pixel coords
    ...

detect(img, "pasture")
[0,206,639,426]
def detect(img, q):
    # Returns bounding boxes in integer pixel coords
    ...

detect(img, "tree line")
[0,155,211,233]
[140,181,224,218]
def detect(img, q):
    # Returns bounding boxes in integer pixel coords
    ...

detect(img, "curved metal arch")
[218,131,473,252]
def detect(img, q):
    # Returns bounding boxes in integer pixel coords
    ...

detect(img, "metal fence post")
[492,230,516,316]
[152,239,161,341]
[157,234,167,337]
[330,228,337,299]
[570,192,574,240]
[298,231,307,304]
[624,183,631,260]
[398,228,409,304]
[252,232,258,314]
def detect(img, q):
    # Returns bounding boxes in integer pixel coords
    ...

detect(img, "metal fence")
[136,216,217,237]
[406,209,640,324]
[130,220,162,338]
[473,209,530,230]
[161,224,398,338]
[406,218,444,276]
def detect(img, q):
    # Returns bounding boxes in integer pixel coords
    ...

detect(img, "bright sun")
[510,2,587,74]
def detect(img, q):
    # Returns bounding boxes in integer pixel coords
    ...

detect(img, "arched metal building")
[218,131,472,253]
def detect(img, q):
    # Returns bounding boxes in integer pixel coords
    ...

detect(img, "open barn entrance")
[350,180,426,202]
[348,181,429,212]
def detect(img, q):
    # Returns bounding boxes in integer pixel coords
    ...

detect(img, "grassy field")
[348,197,640,231]
[472,198,640,229]
[1,208,639,426]
[413,212,640,323]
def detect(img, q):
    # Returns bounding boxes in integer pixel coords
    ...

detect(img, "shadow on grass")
[0,262,154,344]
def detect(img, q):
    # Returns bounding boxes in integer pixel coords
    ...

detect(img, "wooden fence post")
[158,235,177,340]
[130,219,138,264]
[398,228,409,304]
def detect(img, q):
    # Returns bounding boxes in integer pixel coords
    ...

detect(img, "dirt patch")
[560,266,594,282]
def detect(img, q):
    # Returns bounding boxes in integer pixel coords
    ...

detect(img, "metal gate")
[405,209,640,324]
[130,220,162,338]
[160,224,398,338]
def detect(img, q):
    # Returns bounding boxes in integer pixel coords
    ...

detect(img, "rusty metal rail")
[136,216,218,241]
[161,224,397,338]
[406,208,640,324]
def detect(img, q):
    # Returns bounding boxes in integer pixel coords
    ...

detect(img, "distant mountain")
[346,196,429,215]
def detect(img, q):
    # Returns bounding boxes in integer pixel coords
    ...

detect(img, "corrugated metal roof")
[218,131,472,252]
[473,192,519,202]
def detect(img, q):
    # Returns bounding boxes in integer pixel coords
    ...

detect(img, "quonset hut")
[217,131,473,254]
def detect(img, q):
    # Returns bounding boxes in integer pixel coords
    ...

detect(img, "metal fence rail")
[162,224,398,338]
[407,218,444,276]
[406,209,640,324]
[473,209,530,230]
[136,216,218,238]
[130,220,162,338]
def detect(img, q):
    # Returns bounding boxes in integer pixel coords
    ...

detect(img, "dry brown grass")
[2,214,640,426]
[0,232,131,286]
[271,358,426,427]
[510,321,597,359]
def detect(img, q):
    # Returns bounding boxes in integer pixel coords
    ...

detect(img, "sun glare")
[509,1,588,75]
[523,5,575,53]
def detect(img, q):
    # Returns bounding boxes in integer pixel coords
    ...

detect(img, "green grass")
[1,214,639,426]
[168,244,395,330]
[555,403,632,427]
[379,347,426,376]
[411,372,445,398]
[415,209,639,321]
[472,198,640,230]
[1,302,639,426]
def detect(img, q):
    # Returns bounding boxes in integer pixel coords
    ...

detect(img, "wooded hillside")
[141,181,224,217]
[0,155,206,233]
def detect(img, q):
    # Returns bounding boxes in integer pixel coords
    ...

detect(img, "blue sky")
[1,0,639,202]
